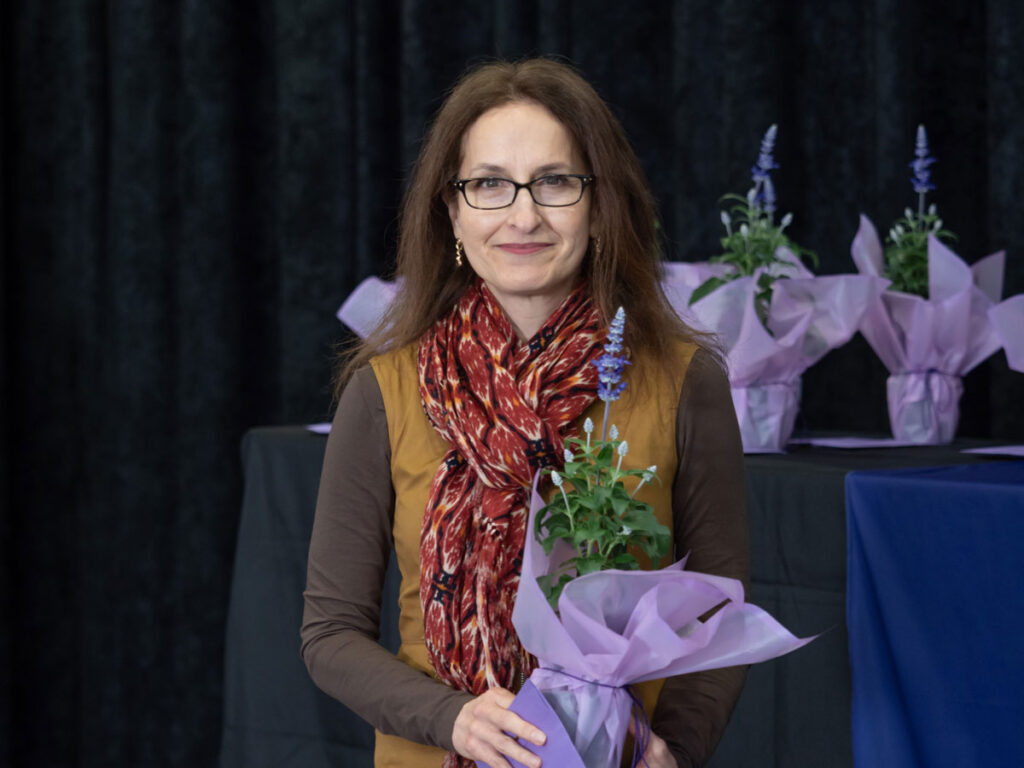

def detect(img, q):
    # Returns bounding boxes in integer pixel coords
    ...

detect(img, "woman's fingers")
[452,688,546,768]
[628,714,678,768]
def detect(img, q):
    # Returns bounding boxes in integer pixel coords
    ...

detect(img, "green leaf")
[574,554,606,576]
[608,552,640,569]
[689,276,730,305]
[609,492,631,517]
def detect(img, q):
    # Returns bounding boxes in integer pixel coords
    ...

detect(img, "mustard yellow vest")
[369,340,696,768]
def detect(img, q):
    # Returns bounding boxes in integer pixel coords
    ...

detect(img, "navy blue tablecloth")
[846,461,1024,768]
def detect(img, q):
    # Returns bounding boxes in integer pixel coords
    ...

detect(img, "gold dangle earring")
[455,238,465,267]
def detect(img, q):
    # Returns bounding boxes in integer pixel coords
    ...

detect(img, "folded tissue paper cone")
[336,276,400,338]
[662,255,883,453]
[989,295,1024,373]
[476,680,587,768]
[477,480,815,768]
[851,215,1005,443]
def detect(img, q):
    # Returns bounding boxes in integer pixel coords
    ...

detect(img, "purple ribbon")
[540,668,652,768]
[886,370,962,444]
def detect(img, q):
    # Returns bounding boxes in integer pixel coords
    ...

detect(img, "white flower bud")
[720,210,731,227]
[551,470,563,488]
[933,219,943,231]
[780,212,793,228]
[929,203,938,216]
[740,223,750,238]
[609,424,619,440]
[895,224,905,236]
[617,441,628,457]
[644,465,657,480]
[583,417,593,434]
[905,207,914,220]
[889,228,900,242]
[564,449,573,463]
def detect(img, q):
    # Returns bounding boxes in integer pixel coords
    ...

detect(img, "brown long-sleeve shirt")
[301,348,750,767]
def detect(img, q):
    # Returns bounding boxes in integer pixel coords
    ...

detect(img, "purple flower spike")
[762,176,777,215]
[909,124,936,195]
[751,124,779,184]
[604,306,625,355]
[594,353,628,402]
[593,307,629,403]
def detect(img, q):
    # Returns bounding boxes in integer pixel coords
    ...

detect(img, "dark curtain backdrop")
[3,1,1022,765]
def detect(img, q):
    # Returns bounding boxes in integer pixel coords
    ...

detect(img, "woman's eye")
[476,178,505,189]
[537,175,568,187]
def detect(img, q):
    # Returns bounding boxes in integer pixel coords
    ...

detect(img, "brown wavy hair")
[337,57,717,394]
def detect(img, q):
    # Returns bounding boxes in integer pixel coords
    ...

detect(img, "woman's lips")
[497,243,550,255]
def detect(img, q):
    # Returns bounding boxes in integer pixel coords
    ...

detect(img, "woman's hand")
[628,715,680,768]
[452,687,546,768]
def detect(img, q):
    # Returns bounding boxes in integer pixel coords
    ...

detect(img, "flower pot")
[730,379,801,453]
[886,371,962,444]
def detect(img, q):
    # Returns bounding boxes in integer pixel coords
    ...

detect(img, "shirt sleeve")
[300,365,473,751]
[651,347,751,767]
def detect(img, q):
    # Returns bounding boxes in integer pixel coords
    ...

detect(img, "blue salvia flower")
[630,465,658,498]
[720,210,732,236]
[551,470,571,513]
[910,124,936,194]
[750,124,779,220]
[593,308,628,403]
[909,123,937,227]
[594,352,627,401]
[592,307,630,441]
[751,124,779,184]
[762,175,777,216]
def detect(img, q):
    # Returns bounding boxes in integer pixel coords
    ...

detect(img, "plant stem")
[559,486,574,532]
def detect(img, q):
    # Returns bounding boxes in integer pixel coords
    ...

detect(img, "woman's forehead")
[458,101,585,173]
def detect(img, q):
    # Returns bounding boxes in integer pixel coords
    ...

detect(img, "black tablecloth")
[218,427,1002,768]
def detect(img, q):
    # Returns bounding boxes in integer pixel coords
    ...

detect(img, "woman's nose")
[506,187,542,230]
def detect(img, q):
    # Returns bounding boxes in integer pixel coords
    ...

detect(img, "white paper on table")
[960,445,1024,458]
[787,436,922,449]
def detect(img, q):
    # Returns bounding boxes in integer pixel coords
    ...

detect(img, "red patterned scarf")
[417,280,601,719]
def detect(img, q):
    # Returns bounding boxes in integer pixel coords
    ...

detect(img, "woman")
[301,58,749,768]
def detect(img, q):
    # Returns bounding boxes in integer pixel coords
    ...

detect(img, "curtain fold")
[3,1,1022,764]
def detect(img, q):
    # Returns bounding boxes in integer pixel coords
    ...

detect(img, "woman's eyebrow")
[466,163,509,176]
[531,162,574,175]
[465,162,576,177]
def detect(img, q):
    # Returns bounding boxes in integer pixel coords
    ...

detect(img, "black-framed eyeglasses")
[452,174,595,210]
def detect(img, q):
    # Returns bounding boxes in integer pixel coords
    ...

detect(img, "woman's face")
[449,101,593,333]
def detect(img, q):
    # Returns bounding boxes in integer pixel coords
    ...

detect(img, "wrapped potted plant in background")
[664,125,882,453]
[851,125,1006,443]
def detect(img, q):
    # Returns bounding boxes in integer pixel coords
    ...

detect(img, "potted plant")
[664,125,882,452]
[850,125,1005,443]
